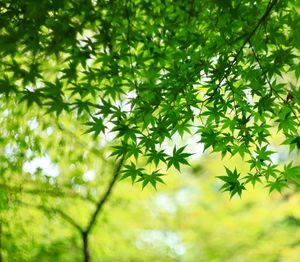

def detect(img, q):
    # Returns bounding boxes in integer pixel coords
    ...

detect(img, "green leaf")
[217,167,245,198]
[266,178,289,194]
[137,170,165,189]
[291,137,300,150]
[244,172,262,187]
[121,162,144,184]
[84,116,106,138]
[283,163,300,185]
[20,89,43,107]
[167,146,192,171]
[146,149,167,167]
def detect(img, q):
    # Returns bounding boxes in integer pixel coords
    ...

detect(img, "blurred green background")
[1,0,300,261]
[1,98,300,262]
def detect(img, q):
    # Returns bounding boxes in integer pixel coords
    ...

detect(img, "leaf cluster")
[0,0,300,194]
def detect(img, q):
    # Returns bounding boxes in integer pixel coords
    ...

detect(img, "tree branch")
[248,40,300,125]
[0,183,97,205]
[84,155,125,234]
[17,200,84,233]
[206,0,278,101]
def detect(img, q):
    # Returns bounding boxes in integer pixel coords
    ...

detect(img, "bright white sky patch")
[155,194,177,214]
[23,156,60,177]
[83,170,95,181]
[136,230,186,257]
[27,118,38,130]
[46,127,53,135]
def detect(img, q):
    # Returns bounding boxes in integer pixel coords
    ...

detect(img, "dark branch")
[231,0,278,66]
[248,40,273,94]
[206,0,278,101]
[84,155,125,234]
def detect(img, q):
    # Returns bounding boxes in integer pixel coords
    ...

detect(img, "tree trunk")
[82,232,90,262]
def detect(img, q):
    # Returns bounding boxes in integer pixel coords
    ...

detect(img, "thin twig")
[125,1,152,135]
[248,40,300,126]
[0,183,97,204]
[17,200,84,233]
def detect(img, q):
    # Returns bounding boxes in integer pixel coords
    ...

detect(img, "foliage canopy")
[1,0,300,198]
